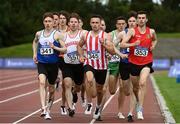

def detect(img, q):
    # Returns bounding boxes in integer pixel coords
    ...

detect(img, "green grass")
[157,33,180,38]
[0,43,32,57]
[153,71,180,123]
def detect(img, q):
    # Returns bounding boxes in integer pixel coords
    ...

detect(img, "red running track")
[0,69,164,123]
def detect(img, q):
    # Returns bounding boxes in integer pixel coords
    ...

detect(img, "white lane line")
[0,90,38,104]
[0,75,36,84]
[90,87,119,124]
[12,98,62,124]
[150,75,176,123]
[0,72,36,80]
[0,80,36,91]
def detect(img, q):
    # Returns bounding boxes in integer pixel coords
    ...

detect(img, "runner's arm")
[150,29,158,51]
[77,32,86,62]
[101,33,116,55]
[120,29,140,48]
[50,32,67,53]
[32,31,40,63]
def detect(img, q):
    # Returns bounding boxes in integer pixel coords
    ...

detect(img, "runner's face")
[79,19,83,30]
[53,15,59,27]
[128,17,137,28]
[43,17,54,30]
[68,17,79,31]
[90,17,101,32]
[137,14,147,27]
[116,20,126,31]
[100,20,106,31]
[59,15,67,26]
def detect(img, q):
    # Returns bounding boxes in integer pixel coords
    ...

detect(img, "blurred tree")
[0,0,179,48]
[130,0,154,13]
[161,0,180,11]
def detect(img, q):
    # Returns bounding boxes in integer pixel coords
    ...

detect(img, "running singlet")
[84,31,108,70]
[64,30,82,64]
[37,30,60,63]
[129,27,153,65]
[109,30,120,63]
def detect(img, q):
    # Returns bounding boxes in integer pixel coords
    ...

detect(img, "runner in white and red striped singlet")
[77,14,115,120]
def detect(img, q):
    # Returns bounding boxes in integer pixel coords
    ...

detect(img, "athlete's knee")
[64,81,72,89]
[91,90,97,98]
[39,80,46,87]
[109,88,116,95]
[123,89,130,96]
[133,85,139,93]
[139,80,146,88]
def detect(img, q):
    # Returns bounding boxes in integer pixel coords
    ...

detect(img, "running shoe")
[127,114,134,122]
[117,112,125,119]
[84,103,93,115]
[67,108,75,117]
[137,111,144,120]
[93,106,101,119]
[44,112,51,120]
[60,106,67,115]
[40,109,46,117]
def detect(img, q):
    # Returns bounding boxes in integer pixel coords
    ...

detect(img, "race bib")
[40,48,54,55]
[111,54,120,62]
[67,51,79,62]
[134,46,148,57]
[87,50,100,60]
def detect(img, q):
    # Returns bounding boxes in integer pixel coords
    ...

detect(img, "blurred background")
[0,0,179,68]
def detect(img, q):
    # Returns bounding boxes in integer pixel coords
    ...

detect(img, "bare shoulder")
[150,28,156,34]
[104,31,109,39]
[81,30,88,37]
[80,30,88,40]
[35,30,41,37]
[119,30,126,37]
[33,30,42,41]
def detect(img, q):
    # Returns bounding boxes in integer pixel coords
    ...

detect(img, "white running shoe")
[137,111,144,120]
[60,106,67,115]
[84,103,93,115]
[72,103,76,110]
[93,106,101,119]
[44,112,51,120]
[117,112,125,119]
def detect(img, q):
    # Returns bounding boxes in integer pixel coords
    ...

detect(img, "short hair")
[59,10,69,20]
[90,14,103,20]
[52,12,59,16]
[127,10,137,19]
[137,10,147,16]
[43,12,54,20]
[115,16,126,23]
[68,12,80,22]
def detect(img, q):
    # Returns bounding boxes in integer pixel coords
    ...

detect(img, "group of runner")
[32,10,158,122]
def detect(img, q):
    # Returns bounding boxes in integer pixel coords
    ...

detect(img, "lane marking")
[0,72,35,80]
[0,75,36,84]
[150,75,176,123]
[0,80,36,91]
[12,98,62,124]
[0,90,38,104]
[90,87,119,124]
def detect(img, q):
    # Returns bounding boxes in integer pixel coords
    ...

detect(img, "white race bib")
[40,48,54,55]
[67,51,79,62]
[111,54,120,62]
[87,50,100,60]
[134,47,148,57]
